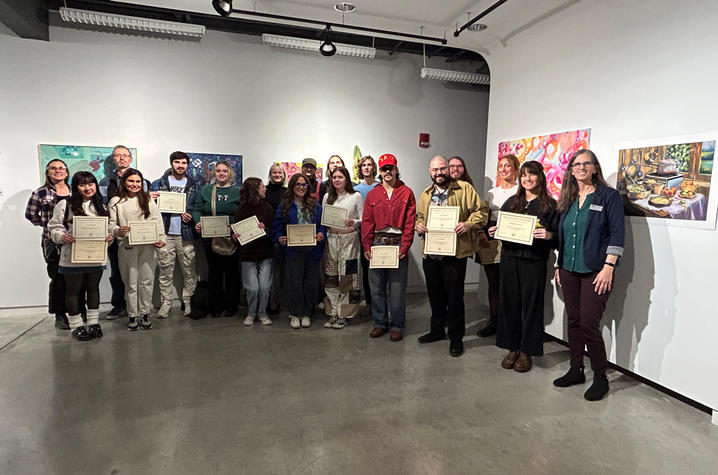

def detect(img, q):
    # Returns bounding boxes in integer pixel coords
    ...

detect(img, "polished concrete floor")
[1,295,717,475]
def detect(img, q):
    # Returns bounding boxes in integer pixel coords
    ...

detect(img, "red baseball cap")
[378,154,397,168]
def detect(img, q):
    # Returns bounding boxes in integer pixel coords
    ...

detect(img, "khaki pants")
[156,235,197,305]
[119,244,157,318]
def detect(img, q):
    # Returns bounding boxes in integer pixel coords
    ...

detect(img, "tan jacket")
[416,180,488,259]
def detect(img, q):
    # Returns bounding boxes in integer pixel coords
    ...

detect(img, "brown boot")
[501,350,519,369]
[513,353,532,373]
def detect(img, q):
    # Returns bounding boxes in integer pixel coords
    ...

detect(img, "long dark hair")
[69,171,109,217]
[44,159,70,189]
[117,168,151,219]
[326,167,356,205]
[508,161,555,214]
[449,156,474,186]
[557,149,607,213]
[282,173,316,221]
[239,177,263,206]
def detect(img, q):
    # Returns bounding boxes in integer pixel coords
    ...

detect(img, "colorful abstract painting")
[497,128,591,199]
[38,144,138,184]
[186,153,243,188]
[280,162,323,182]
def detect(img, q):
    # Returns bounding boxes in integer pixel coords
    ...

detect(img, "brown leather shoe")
[369,327,387,338]
[513,353,532,373]
[501,350,519,369]
[389,330,403,342]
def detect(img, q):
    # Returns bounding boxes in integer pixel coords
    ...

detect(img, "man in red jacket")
[361,154,416,342]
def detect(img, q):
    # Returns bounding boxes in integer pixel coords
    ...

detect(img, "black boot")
[477,314,497,337]
[584,374,609,401]
[54,314,70,330]
[553,366,585,387]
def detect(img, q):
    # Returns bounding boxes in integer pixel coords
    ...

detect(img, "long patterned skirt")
[323,232,362,318]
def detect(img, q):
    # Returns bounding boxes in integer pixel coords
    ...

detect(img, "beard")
[432,174,449,186]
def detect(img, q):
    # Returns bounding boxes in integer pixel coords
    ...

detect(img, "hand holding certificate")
[157,191,186,214]
[321,205,349,229]
[369,245,399,268]
[200,216,231,238]
[231,216,266,245]
[128,221,159,245]
[495,211,537,246]
[287,224,316,246]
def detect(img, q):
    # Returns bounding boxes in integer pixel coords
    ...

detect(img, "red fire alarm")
[419,133,430,148]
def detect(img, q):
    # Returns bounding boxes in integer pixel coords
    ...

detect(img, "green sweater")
[191,184,241,224]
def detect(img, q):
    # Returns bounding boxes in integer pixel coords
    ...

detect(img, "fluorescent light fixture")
[59,7,206,38]
[262,33,376,59]
[420,67,490,85]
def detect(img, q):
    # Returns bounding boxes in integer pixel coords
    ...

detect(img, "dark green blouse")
[561,193,593,273]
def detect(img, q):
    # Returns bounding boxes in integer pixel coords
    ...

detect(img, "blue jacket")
[151,169,201,242]
[558,184,625,271]
[271,203,327,260]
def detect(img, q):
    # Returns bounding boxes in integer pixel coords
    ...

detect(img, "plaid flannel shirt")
[25,185,60,241]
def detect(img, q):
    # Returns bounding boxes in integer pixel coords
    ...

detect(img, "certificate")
[200,216,230,238]
[321,205,349,228]
[427,206,460,231]
[478,240,502,265]
[231,216,266,246]
[72,216,108,240]
[495,211,537,246]
[71,240,107,264]
[424,231,457,256]
[128,221,159,245]
[287,224,316,247]
[369,245,399,268]
[157,191,186,214]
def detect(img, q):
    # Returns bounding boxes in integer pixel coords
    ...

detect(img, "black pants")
[64,271,102,316]
[108,241,125,308]
[496,254,546,356]
[202,239,240,314]
[422,256,467,340]
[360,252,372,306]
[42,240,66,315]
[285,248,320,317]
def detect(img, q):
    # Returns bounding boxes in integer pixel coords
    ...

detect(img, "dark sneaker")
[54,314,70,330]
[584,374,609,401]
[477,319,497,337]
[71,326,90,341]
[553,366,586,387]
[127,317,139,331]
[87,324,103,339]
[449,339,464,357]
[106,306,126,320]
[139,314,152,330]
[418,332,447,344]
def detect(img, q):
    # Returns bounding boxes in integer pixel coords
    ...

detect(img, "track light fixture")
[212,0,233,17]
[319,26,337,57]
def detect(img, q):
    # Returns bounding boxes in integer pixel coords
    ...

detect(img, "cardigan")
[271,202,327,260]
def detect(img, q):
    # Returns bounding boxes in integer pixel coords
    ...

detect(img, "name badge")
[589,204,603,212]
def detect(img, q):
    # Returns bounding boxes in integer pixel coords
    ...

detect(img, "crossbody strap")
[211,184,217,217]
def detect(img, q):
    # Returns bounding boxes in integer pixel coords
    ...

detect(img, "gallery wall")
[0,22,489,309]
[475,0,718,411]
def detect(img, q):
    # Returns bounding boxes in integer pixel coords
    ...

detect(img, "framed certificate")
[321,204,349,228]
[201,216,230,238]
[287,224,316,247]
[231,216,266,246]
[370,245,399,269]
[73,216,108,240]
[71,240,107,264]
[157,191,186,214]
[427,206,460,231]
[495,211,537,246]
[478,240,502,265]
[128,221,159,245]
[424,231,457,256]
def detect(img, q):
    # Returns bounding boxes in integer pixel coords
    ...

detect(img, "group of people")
[26,146,624,401]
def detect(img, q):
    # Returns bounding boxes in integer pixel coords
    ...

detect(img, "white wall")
[476,0,718,410]
[0,23,489,308]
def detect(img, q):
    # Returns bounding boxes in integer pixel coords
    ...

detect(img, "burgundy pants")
[559,269,612,375]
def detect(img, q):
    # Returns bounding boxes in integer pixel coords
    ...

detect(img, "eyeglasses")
[571,161,594,169]
[380,166,395,172]
[294,183,309,188]
[449,164,464,169]
[47,166,67,171]
[430,167,448,173]
[113,153,131,158]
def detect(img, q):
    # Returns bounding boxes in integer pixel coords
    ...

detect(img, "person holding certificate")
[487,160,558,372]
[233,178,275,326]
[321,166,363,329]
[191,161,241,318]
[361,154,416,342]
[415,155,488,357]
[553,150,625,401]
[354,155,379,309]
[47,171,113,341]
[271,173,326,329]
[150,151,201,319]
[109,169,166,331]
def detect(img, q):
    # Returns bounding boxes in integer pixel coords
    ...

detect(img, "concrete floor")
[1,295,717,475]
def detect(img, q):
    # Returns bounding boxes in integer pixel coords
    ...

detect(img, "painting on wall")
[616,134,716,228]
[186,153,243,188]
[38,144,137,184]
[497,128,591,199]
[279,162,323,182]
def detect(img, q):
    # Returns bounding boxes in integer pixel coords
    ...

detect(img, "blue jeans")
[368,247,408,332]
[241,259,273,317]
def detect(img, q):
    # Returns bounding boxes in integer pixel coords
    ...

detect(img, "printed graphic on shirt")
[431,187,449,207]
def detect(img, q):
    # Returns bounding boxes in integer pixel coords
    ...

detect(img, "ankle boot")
[477,314,498,337]
[584,374,609,401]
[553,366,585,387]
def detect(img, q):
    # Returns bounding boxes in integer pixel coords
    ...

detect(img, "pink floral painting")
[498,128,591,199]
[280,162,323,181]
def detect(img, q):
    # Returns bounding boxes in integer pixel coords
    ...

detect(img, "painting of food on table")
[616,136,714,225]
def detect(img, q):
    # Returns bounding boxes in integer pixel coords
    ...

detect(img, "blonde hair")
[268,163,286,185]
[212,161,235,185]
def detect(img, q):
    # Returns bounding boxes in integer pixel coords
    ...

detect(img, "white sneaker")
[301,316,311,328]
[183,300,192,317]
[157,302,171,319]
[289,315,301,329]
[332,317,347,329]
[243,316,254,326]
[324,317,337,328]
[259,316,272,325]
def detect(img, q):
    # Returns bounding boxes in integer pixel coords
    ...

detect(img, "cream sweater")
[108,196,165,245]
[48,200,108,268]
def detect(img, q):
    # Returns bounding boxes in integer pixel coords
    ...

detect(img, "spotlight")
[319,26,336,57]
[212,0,233,17]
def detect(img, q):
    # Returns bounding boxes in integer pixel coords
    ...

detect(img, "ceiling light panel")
[262,34,376,59]
[420,67,490,85]
[59,7,206,38]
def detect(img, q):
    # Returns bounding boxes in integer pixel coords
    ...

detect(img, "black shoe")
[71,326,90,341]
[139,314,152,330]
[127,317,139,331]
[224,308,237,317]
[477,317,497,337]
[584,374,609,401]
[418,332,447,344]
[54,314,70,330]
[106,306,126,320]
[449,339,464,357]
[553,366,586,387]
[87,324,103,339]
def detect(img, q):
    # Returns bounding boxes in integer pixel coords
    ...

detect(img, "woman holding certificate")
[553,149,625,401]
[233,178,275,326]
[271,173,326,329]
[321,166,363,329]
[191,162,241,318]
[48,172,114,341]
[488,160,558,373]
[109,169,166,331]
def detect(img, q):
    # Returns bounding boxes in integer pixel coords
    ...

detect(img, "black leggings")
[64,271,103,316]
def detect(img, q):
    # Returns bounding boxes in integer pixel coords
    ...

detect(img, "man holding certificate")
[150,151,201,318]
[415,155,488,357]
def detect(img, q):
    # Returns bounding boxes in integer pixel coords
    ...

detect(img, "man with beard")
[301,158,321,201]
[415,155,487,357]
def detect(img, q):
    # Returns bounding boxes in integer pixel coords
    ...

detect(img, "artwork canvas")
[280,162,323,182]
[186,153,243,188]
[497,128,591,199]
[38,144,138,184]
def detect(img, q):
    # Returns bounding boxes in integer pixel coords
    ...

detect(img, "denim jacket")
[151,170,201,242]
[271,203,327,260]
